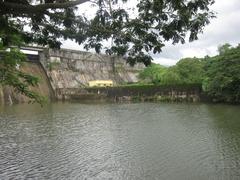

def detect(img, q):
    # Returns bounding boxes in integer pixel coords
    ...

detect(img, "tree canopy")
[138,43,240,104]
[139,57,204,85]
[174,57,204,84]
[1,0,215,65]
[139,63,166,84]
[0,45,45,104]
[203,44,240,103]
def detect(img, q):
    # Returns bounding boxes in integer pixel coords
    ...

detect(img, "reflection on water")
[0,103,240,179]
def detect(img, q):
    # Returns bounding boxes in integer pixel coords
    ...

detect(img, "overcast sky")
[62,0,240,66]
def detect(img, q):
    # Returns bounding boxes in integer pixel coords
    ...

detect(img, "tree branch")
[0,0,90,15]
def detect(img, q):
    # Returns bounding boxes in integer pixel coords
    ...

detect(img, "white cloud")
[154,0,240,65]
[154,57,178,67]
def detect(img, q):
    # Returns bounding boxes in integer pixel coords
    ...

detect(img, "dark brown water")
[0,103,240,180]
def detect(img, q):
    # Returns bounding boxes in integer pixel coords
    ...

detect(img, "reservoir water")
[0,102,240,179]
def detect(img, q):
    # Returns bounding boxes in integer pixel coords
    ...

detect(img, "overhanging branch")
[0,0,90,15]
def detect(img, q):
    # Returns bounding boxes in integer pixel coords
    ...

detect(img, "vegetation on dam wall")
[85,84,202,102]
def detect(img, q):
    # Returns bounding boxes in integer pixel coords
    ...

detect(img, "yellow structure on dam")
[88,80,113,87]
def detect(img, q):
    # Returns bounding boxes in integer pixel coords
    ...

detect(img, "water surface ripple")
[0,103,240,179]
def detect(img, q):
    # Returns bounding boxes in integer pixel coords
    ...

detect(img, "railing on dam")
[0,46,42,63]
[0,53,39,63]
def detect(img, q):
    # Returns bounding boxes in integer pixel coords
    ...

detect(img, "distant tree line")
[138,43,240,103]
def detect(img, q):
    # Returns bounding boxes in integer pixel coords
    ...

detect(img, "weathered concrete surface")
[39,48,144,90]
[85,84,202,103]
[0,63,53,105]
[51,84,202,102]
[1,48,145,104]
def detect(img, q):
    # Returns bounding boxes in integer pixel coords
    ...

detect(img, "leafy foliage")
[0,0,87,48]
[161,66,181,85]
[203,44,240,103]
[0,44,46,105]
[85,0,215,65]
[0,0,215,65]
[138,43,240,103]
[139,57,204,85]
[217,43,231,55]
[139,64,167,84]
[174,57,204,84]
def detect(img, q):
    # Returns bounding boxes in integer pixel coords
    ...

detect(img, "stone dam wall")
[39,48,144,90]
[0,48,144,105]
[37,49,202,103]
[0,48,204,104]
[56,84,202,102]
